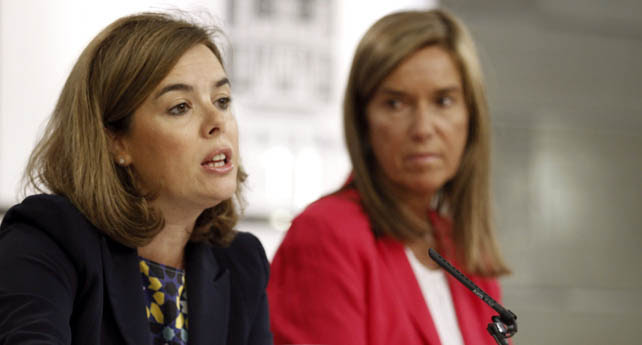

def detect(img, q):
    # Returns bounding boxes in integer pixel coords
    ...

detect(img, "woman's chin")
[204,185,237,206]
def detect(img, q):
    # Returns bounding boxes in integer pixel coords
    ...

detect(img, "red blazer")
[268,188,502,345]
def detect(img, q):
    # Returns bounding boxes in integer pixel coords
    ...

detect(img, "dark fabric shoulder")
[214,231,270,290]
[226,231,268,260]
[0,194,107,344]
[2,194,96,234]
[0,194,106,269]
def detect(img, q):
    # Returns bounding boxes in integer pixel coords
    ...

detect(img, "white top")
[405,248,464,345]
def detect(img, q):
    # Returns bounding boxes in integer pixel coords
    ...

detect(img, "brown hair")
[343,9,508,276]
[24,12,246,247]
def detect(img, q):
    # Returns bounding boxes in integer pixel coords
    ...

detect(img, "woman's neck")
[408,235,440,270]
[376,172,435,221]
[138,202,200,269]
[138,224,191,269]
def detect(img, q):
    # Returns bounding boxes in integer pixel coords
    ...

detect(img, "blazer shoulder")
[2,194,94,231]
[215,231,270,288]
[303,188,364,218]
[1,194,104,263]
[286,188,374,246]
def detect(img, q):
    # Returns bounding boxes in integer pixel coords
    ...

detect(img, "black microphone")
[428,248,517,345]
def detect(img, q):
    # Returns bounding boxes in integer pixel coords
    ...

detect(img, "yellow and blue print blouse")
[139,257,188,345]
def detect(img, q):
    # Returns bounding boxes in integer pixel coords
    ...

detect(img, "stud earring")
[118,157,125,165]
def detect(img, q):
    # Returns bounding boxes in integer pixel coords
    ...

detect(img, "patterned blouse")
[139,257,189,345]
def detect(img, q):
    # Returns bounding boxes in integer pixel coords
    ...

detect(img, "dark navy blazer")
[0,194,273,345]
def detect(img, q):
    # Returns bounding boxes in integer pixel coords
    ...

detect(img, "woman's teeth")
[205,153,227,168]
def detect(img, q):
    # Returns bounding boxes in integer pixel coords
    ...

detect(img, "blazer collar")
[379,229,492,345]
[101,237,150,345]
[101,238,231,345]
[185,241,231,345]
[378,237,442,345]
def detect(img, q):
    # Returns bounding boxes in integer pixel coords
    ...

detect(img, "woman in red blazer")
[268,9,510,345]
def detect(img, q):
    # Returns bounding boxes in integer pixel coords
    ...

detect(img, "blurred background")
[0,0,640,344]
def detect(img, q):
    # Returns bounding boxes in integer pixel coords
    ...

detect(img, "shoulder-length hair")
[24,12,246,248]
[343,9,508,276]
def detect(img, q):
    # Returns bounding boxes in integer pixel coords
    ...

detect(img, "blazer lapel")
[448,274,479,344]
[378,238,442,345]
[447,264,496,345]
[100,237,150,345]
[428,211,490,344]
[186,242,231,345]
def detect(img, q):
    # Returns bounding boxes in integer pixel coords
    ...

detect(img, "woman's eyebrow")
[154,77,231,100]
[436,86,462,93]
[215,77,230,88]
[378,87,406,96]
[154,83,193,99]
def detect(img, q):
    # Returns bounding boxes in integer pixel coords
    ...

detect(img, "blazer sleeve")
[0,223,76,344]
[267,210,368,345]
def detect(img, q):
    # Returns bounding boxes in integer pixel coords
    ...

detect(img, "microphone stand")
[428,248,517,345]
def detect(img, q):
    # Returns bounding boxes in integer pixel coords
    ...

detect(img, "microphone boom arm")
[428,248,517,345]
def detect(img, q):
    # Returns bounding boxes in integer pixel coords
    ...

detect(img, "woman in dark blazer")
[0,12,272,345]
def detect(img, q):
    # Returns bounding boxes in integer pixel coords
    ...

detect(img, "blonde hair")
[24,12,246,247]
[343,9,508,276]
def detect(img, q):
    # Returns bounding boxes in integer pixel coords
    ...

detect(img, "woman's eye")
[436,95,454,107]
[215,97,231,110]
[167,102,190,116]
[385,99,403,110]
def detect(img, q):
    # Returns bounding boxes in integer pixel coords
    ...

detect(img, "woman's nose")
[203,103,225,137]
[410,103,436,141]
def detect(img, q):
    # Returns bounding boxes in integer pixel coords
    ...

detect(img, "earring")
[118,157,125,165]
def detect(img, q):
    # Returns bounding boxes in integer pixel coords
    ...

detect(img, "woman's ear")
[107,131,132,166]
